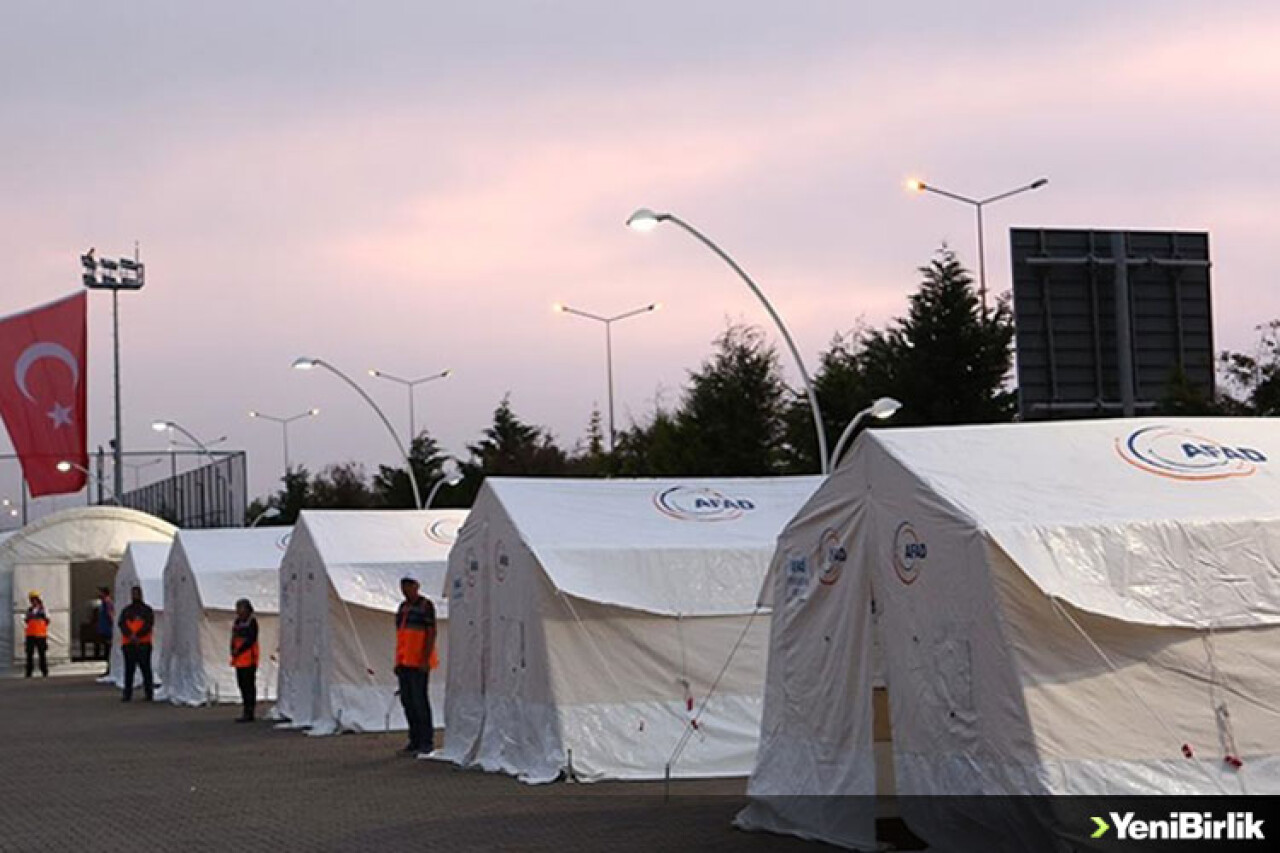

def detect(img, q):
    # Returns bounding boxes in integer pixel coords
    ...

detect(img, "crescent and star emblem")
[13,341,79,430]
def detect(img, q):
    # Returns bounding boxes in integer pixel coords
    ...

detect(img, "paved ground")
[0,675,826,852]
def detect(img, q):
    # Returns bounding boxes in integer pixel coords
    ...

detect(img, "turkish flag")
[0,293,88,497]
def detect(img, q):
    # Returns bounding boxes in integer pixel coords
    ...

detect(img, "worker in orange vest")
[230,598,260,722]
[117,585,155,702]
[394,573,437,758]
[23,591,50,678]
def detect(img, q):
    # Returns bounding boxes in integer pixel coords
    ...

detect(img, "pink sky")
[3,1,1279,512]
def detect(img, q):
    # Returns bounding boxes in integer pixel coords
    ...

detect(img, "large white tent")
[108,540,172,690]
[275,508,466,735]
[441,476,821,783]
[738,419,1280,850]
[1,507,175,670]
[160,527,288,706]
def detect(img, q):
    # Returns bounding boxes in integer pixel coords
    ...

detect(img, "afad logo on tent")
[893,521,927,585]
[818,527,847,586]
[1117,425,1268,481]
[424,517,462,546]
[654,485,755,522]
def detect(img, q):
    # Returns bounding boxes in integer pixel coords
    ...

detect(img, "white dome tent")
[274,508,465,735]
[441,476,821,783]
[160,527,288,706]
[738,419,1280,850]
[0,507,175,671]
[107,540,171,690]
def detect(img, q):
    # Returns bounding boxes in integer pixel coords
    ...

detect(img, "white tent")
[160,527,288,706]
[275,508,466,735]
[441,476,821,783]
[738,419,1280,850]
[1,507,175,670]
[108,541,172,689]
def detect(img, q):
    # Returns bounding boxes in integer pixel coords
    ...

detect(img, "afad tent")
[1,507,175,670]
[108,541,172,690]
[738,419,1280,851]
[441,476,821,783]
[275,509,466,735]
[161,527,289,706]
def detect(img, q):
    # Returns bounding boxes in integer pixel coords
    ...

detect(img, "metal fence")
[0,449,248,529]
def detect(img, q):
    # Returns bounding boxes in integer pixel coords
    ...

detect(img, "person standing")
[394,573,437,758]
[23,592,50,678]
[230,598,260,723]
[118,585,155,702]
[97,586,115,676]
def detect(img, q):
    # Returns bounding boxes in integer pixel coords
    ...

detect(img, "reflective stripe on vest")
[25,609,49,639]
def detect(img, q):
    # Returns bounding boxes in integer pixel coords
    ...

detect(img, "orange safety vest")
[24,607,49,639]
[122,616,152,646]
[230,617,260,669]
[395,596,438,670]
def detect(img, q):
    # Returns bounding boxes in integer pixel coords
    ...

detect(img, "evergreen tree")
[1219,320,1280,415]
[465,395,568,477]
[372,433,447,508]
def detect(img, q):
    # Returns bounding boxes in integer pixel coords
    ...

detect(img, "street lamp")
[57,460,115,503]
[123,456,165,491]
[249,506,282,528]
[906,176,1049,314]
[424,458,463,510]
[828,397,901,471]
[366,368,450,443]
[553,302,660,452]
[81,246,144,506]
[627,208,830,474]
[151,420,217,464]
[293,357,423,509]
[248,408,320,473]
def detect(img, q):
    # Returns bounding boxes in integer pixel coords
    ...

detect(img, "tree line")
[247,247,1279,523]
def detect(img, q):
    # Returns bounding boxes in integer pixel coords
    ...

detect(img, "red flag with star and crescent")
[0,293,88,496]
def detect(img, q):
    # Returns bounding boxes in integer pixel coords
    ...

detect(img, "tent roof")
[858,417,1280,628]
[478,477,822,615]
[292,509,466,610]
[120,541,170,608]
[172,527,290,612]
[0,506,176,568]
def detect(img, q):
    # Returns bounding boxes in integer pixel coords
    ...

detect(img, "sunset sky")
[3,1,1278,512]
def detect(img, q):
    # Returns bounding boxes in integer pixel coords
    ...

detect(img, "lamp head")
[1030,178,1049,189]
[309,408,321,416]
[441,369,453,378]
[56,461,73,473]
[552,302,565,313]
[367,369,380,378]
[626,208,664,232]
[649,302,662,312]
[248,411,259,418]
[151,420,172,432]
[263,506,282,519]
[292,357,319,371]
[906,178,926,193]
[441,457,463,486]
[870,397,902,420]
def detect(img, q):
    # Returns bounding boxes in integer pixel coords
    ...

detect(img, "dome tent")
[1,507,175,670]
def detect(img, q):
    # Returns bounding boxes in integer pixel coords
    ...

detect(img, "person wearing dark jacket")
[230,599,260,722]
[118,586,155,702]
[394,573,437,758]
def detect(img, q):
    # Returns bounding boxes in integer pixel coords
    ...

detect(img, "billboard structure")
[1010,228,1213,420]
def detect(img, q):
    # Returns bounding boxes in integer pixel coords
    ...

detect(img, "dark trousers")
[122,644,154,701]
[25,637,48,677]
[397,668,433,751]
[236,665,257,719]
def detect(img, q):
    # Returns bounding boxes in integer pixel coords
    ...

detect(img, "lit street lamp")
[151,420,218,464]
[57,459,115,503]
[248,408,319,473]
[627,207,830,474]
[367,368,450,443]
[828,398,902,471]
[906,176,1048,314]
[293,357,423,510]
[553,302,659,452]
[425,458,463,510]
